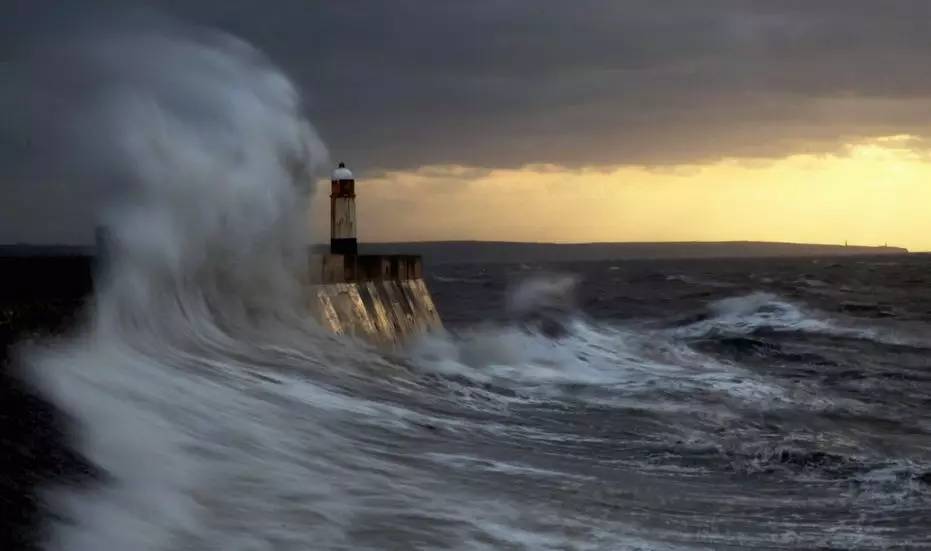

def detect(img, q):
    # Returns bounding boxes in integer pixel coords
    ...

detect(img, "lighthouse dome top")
[332,162,354,181]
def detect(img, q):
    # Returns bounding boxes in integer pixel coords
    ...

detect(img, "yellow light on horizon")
[311,136,931,252]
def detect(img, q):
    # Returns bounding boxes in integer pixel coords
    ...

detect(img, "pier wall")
[307,254,442,345]
[0,247,443,346]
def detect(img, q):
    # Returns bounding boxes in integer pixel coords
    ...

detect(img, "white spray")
[80,26,329,342]
[28,23,337,551]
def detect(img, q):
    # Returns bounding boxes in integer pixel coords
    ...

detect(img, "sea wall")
[0,247,442,346]
[307,254,442,345]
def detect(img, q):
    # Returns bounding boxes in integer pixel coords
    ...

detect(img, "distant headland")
[358,241,909,265]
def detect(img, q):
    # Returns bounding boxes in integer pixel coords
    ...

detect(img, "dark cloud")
[8,1,931,172]
[2,1,931,241]
[138,0,931,172]
[8,0,931,170]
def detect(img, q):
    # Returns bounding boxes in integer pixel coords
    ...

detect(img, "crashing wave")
[505,273,578,337]
[673,292,889,342]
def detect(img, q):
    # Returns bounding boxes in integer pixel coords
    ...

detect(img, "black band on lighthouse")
[331,238,358,256]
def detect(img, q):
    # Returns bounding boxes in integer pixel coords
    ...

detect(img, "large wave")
[671,291,919,345]
[25,23,360,551]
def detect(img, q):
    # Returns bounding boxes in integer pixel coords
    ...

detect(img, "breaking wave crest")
[672,291,919,346]
[24,24,372,551]
[685,292,843,335]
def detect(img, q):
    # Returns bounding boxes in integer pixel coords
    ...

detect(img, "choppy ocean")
[6,253,930,551]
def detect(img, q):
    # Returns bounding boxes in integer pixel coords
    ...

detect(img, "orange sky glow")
[312,135,931,252]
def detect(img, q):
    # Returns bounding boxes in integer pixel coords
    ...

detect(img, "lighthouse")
[330,162,357,255]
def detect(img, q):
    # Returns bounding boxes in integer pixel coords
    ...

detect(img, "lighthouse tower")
[330,162,357,255]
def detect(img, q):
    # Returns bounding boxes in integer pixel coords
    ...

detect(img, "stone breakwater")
[307,254,442,345]
[0,248,443,348]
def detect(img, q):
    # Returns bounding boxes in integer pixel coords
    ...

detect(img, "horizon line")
[349,239,912,249]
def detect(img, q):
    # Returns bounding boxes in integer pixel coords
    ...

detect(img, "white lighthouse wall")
[330,198,356,239]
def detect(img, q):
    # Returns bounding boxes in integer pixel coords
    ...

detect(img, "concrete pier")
[307,253,442,345]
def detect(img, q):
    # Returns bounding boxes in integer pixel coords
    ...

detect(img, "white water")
[26,24,367,551]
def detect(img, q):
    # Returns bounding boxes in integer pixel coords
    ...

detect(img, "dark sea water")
[11,253,931,550]
[426,255,931,550]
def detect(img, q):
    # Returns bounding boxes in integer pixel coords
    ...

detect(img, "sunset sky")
[325,135,931,250]
[4,1,931,250]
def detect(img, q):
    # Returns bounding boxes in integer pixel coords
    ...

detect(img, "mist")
[0,13,327,247]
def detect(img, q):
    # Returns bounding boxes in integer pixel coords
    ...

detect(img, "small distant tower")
[330,162,357,255]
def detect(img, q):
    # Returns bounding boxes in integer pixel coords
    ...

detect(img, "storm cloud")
[6,1,931,170]
[153,0,931,171]
[3,1,931,242]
